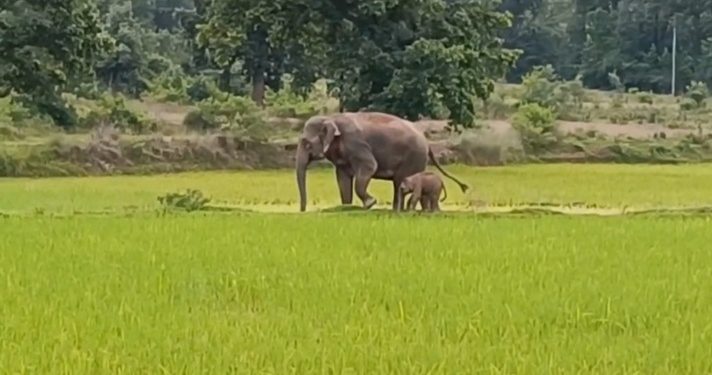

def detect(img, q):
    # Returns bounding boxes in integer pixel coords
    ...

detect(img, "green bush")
[610,94,625,109]
[685,81,709,108]
[183,110,213,132]
[680,98,699,111]
[265,76,328,119]
[0,97,53,129]
[520,66,586,119]
[148,69,191,104]
[636,91,654,105]
[473,92,514,120]
[0,125,23,140]
[79,94,155,134]
[157,189,211,212]
[511,103,559,154]
[145,58,223,105]
[185,95,268,139]
[0,151,23,176]
[521,65,559,109]
[186,76,215,103]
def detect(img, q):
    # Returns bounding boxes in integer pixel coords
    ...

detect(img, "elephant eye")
[300,138,311,150]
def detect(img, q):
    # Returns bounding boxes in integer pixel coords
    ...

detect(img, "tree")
[92,0,196,97]
[0,0,109,127]
[318,0,519,127]
[196,0,325,106]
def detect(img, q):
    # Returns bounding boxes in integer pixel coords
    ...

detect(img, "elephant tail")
[440,181,448,202]
[428,147,469,193]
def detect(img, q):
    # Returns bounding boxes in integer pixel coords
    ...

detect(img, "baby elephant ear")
[323,119,340,153]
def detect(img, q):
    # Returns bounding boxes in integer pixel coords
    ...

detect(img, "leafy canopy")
[198,0,518,127]
[0,0,110,127]
[318,0,519,127]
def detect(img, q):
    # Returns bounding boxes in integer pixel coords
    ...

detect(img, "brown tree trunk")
[219,68,232,93]
[251,70,266,108]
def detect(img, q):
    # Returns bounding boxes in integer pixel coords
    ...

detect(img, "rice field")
[2,164,712,373]
[2,163,712,214]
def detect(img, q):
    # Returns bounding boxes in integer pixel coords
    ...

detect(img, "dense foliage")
[0,0,109,127]
[502,0,712,93]
[3,0,712,129]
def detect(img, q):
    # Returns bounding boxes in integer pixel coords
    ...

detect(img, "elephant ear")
[322,119,341,153]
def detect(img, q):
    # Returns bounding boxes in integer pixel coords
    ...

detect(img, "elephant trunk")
[296,143,310,212]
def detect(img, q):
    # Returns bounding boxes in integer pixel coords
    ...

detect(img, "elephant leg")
[420,196,430,212]
[392,180,405,212]
[354,164,377,209]
[336,168,353,205]
[432,196,440,212]
[406,195,417,211]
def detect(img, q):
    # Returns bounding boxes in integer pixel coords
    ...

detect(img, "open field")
[3,164,712,215]
[3,213,712,373]
[3,165,712,373]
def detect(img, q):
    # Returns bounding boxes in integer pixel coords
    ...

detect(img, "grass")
[2,214,712,373]
[3,165,712,373]
[3,164,712,214]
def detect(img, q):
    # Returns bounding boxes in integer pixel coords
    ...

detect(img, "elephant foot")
[363,197,377,210]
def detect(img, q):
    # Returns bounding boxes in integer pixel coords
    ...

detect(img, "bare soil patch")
[133,99,697,141]
[414,118,704,140]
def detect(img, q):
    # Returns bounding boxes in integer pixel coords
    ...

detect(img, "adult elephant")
[295,112,469,212]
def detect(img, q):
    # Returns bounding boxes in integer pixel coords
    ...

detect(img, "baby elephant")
[399,172,447,212]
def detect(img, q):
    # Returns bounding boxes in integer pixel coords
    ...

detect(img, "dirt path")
[133,99,702,140]
[414,119,703,140]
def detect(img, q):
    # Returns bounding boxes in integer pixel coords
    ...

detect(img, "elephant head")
[296,116,341,212]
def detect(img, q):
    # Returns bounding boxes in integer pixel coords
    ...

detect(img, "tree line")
[1,0,711,129]
[503,0,712,93]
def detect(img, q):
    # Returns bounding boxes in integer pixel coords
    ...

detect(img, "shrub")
[157,189,211,212]
[148,69,190,104]
[521,65,559,109]
[511,103,559,154]
[186,76,215,103]
[680,98,698,111]
[0,125,23,140]
[183,110,213,132]
[685,81,709,108]
[79,94,155,134]
[520,66,585,119]
[475,92,514,120]
[185,95,268,140]
[559,76,586,105]
[265,76,329,119]
[0,97,51,129]
[610,94,625,109]
[146,59,221,105]
[637,91,654,105]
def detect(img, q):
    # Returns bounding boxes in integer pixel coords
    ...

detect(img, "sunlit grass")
[2,164,712,214]
[2,214,712,373]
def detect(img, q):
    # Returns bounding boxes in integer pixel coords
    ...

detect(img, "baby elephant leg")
[431,195,441,212]
[419,196,430,212]
[406,194,417,211]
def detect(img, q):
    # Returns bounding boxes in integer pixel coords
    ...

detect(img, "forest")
[3,0,711,130]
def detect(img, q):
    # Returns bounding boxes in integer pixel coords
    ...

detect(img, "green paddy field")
[2,164,712,373]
